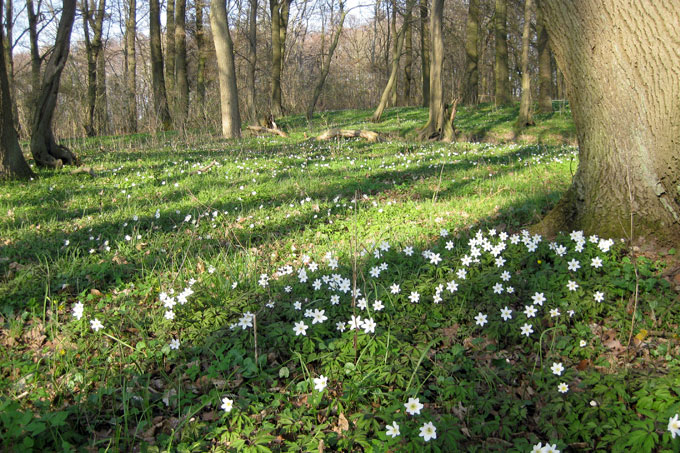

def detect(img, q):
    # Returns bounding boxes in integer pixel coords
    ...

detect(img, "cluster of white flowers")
[383,397,437,442]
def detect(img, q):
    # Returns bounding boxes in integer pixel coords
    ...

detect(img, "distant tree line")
[2,0,563,141]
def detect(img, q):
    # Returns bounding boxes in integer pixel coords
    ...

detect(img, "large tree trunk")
[306,6,347,119]
[195,0,206,106]
[210,0,241,138]
[174,0,188,125]
[165,0,175,99]
[494,0,511,105]
[30,0,78,168]
[419,0,429,107]
[417,0,453,142]
[245,0,257,121]
[462,0,479,105]
[535,0,552,113]
[535,0,680,245]
[517,0,533,127]
[149,0,171,130]
[0,0,34,179]
[125,0,137,132]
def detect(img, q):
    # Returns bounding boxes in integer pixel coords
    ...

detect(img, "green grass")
[1,105,678,452]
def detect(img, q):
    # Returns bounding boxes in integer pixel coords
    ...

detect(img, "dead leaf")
[603,330,626,355]
[332,413,349,434]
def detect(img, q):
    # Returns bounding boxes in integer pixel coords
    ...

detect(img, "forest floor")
[1,104,678,452]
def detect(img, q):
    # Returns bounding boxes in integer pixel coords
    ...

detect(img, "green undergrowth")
[0,105,678,452]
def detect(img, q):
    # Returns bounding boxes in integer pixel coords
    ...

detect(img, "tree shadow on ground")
[0,182,569,450]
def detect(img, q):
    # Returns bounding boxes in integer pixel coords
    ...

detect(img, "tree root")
[530,186,578,239]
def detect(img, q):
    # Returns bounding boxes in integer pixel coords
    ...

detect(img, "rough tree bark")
[535,0,552,113]
[517,0,533,127]
[30,0,78,168]
[462,0,479,105]
[174,0,189,124]
[210,0,241,138]
[125,0,137,132]
[0,0,34,179]
[535,0,680,245]
[494,0,510,105]
[306,3,347,119]
[417,0,453,142]
[419,0,429,107]
[149,0,172,130]
[245,0,257,121]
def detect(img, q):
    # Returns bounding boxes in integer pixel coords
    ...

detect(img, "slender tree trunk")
[419,0,429,107]
[0,0,34,179]
[82,1,96,136]
[125,0,137,132]
[245,0,257,121]
[26,0,41,125]
[3,0,19,132]
[372,0,414,122]
[270,0,290,117]
[165,0,175,99]
[149,0,171,130]
[462,0,479,105]
[388,0,397,106]
[535,0,552,113]
[95,40,108,134]
[417,0,453,141]
[402,4,413,105]
[494,0,510,105]
[174,0,188,125]
[371,17,406,122]
[535,0,680,244]
[82,0,106,136]
[307,6,347,119]
[195,0,206,105]
[30,0,78,168]
[517,0,533,127]
[210,0,241,138]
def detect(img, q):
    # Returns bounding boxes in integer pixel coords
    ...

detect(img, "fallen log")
[315,129,382,143]
[70,166,96,177]
[246,125,289,138]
